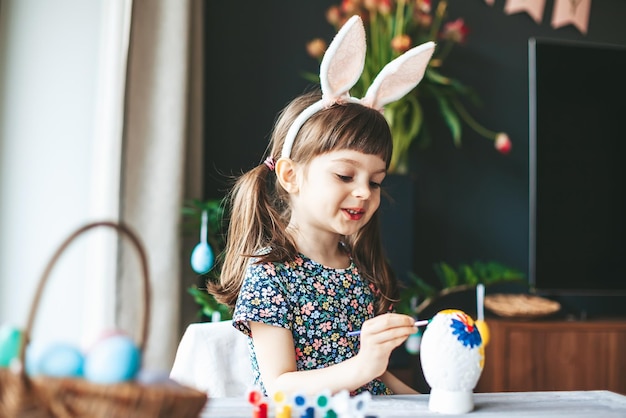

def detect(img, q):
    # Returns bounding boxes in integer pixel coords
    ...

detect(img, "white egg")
[420,309,484,414]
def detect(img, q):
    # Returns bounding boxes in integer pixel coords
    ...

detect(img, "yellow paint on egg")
[476,319,490,346]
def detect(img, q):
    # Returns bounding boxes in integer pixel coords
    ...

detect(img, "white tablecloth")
[202,390,626,417]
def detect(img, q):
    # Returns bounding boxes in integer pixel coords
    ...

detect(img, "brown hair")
[208,90,398,315]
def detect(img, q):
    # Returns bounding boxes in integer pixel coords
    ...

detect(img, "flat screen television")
[529,37,626,295]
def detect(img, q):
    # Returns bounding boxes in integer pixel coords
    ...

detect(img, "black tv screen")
[529,38,626,295]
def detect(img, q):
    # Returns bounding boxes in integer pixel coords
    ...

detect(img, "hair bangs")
[340,105,393,166]
[295,102,393,168]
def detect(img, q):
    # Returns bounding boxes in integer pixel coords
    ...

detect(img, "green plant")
[187,285,232,321]
[182,198,232,320]
[396,260,526,315]
[305,0,511,174]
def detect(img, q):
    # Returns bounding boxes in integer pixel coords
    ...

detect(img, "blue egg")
[84,335,140,384]
[38,343,84,378]
[190,242,214,274]
[0,324,22,367]
[25,341,51,376]
[405,331,422,355]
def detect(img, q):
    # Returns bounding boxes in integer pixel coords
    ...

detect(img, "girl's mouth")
[342,208,365,221]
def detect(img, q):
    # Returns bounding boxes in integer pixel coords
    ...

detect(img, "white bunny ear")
[319,15,366,100]
[362,41,436,110]
[282,15,366,158]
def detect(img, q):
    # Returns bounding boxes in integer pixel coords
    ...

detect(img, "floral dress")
[232,253,392,395]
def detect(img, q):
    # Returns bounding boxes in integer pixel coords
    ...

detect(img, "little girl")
[209,16,434,396]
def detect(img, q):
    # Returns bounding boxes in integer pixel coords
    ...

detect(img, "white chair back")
[170,320,254,397]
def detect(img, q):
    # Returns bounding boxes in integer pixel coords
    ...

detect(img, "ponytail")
[208,162,295,307]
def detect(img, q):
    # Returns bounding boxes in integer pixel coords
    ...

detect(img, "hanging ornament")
[504,0,547,24]
[405,330,422,355]
[552,0,591,34]
[405,296,422,354]
[190,210,215,274]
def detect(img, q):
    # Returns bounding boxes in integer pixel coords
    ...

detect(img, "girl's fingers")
[359,314,417,346]
[365,327,415,345]
[361,313,416,335]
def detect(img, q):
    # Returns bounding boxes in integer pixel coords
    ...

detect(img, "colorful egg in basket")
[0,324,22,368]
[84,334,141,384]
[420,309,484,414]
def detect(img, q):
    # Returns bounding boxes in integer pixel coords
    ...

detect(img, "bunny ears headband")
[281,15,436,159]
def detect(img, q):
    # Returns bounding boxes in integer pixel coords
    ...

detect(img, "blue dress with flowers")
[232,253,392,395]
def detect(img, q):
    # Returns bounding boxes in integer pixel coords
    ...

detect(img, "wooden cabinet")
[476,318,626,395]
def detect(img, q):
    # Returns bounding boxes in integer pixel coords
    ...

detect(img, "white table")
[202,390,626,417]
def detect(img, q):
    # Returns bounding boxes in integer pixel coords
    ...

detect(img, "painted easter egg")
[37,343,84,378]
[420,309,484,414]
[84,334,140,384]
[0,324,22,368]
[190,242,214,274]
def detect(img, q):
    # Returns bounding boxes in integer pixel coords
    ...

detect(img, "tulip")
[495,133,512,154]
[391,34,412,53]
[341,0,358,14]
[378,0,392,15]
[416,0,432,13]
[306,39,327,60]
[364,0,378,11]
[415,11,433,27]
[442,18,469,43]
[326,6,342,26]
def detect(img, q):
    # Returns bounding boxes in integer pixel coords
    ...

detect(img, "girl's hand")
[355,313,417,378]
[249,315,416,395]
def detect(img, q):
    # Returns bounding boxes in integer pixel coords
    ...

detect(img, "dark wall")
[203,1,626,313]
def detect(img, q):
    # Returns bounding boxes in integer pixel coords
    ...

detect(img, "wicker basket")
[484,293,561,319]
[0,221,208,417]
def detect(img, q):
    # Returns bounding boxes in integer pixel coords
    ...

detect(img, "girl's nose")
[352,182,371,199]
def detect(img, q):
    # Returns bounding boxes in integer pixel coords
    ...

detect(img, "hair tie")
[263,156,276,171]
[280,15,435,159]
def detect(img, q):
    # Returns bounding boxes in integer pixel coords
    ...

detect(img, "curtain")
[117,0,203,370]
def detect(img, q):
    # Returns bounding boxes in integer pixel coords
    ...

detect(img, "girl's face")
[289,149,386,239]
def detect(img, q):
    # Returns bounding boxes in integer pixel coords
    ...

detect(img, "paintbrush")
[347,319,430,337]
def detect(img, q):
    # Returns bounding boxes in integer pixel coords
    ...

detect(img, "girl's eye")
[336,174,382,189]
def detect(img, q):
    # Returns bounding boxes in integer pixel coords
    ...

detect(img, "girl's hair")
[208,90,399,315]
